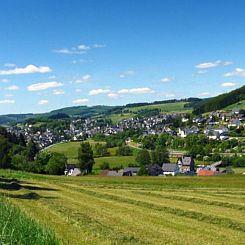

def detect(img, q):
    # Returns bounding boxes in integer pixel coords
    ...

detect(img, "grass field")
[47,140,137,171]
[125,102,191,113]
[0,170,244,245]
[0,196,59,245]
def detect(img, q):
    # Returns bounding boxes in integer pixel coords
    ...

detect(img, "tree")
[116,145,133,156]
[19,133,26,147]
[0,135,11,169]
[151,147,169,166]
[25,140,39,161]
[45,152,67,175]
[78,142,95,174]
[94,143,110,157]
[136,149,151,166]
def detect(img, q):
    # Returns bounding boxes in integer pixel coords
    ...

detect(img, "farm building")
[162,163,179,176]
[177,156,195,173]
[64,164,81,176]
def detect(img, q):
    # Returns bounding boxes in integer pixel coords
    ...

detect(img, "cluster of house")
[64,156,225,177]
[7,108,245,149]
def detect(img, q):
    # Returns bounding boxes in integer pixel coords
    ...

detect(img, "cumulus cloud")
[0,64,52,75]
[38,100,49,105]
[119,70,136,78]
[88,88,111,96]
[1,78,9,83]
[200,92,211,96]
[72,98,89,104]
[108,93,119,99]
[53,89,65,95]
[27,81,63,91]
[196,60,232,69]
[221,82,236,87]
[0,99,15,104]
[118,87,154,94]
[74,74,91,83]
[93,44,106,48]
[54,43,90,54]
[4,63,16,67]
[77,44,90,50]
[160,77,172,83]
[4,94,14,97]
[224,68,245,77]
[5,85,19,91]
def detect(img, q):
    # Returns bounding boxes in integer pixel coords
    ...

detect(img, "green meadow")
[0,170,244,245]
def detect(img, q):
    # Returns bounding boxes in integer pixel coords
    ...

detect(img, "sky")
[0,0,245,114]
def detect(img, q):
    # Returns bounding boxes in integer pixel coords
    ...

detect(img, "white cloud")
[93,44,106,48]
[118,87,154,94]
[38,100,49,105]
[77,44,90,50]
[221,82,236,87]
[74,74,91,83]
[119,70,136,78]
[160,77,172,82]
[108,93,119,99]
[5,85,19,91]
[75,89,81,93]
[72,98,88,104]
[224,68,245,77]
[0,99,15,104]
[4,94,14,97]
[197,70,208,74]
[89,88,111,96]
[200,92,210,96]
[54,48,86,55]
[4,63,16,67]
[28,81,63,91]
[53,89,65,95]
[0,64,51,75]
[48,75,56,79]
[196,60,232,69]
[1,78,9,83]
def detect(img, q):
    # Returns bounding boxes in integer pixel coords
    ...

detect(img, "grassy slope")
[0,170,245,245]
[107,102,191,124]
[224,100,245,110]
[47,140,137,170]
[0,197,59,245]
[126,102,190,113]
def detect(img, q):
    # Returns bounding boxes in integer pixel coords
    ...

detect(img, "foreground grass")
[0,197,59,245]
[1,170,244,245]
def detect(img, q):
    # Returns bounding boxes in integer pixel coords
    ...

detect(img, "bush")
[100,162,110,170]
[45,153,67,175]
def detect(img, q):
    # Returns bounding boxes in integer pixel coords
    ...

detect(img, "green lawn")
[0,170,245,245]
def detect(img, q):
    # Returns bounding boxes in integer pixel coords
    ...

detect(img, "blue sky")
[0,0,245,114]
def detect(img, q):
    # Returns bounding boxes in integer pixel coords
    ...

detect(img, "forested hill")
[193,85,245,115]
[0,98,199,125]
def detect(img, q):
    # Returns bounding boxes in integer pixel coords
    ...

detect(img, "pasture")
[0,170,244,245]
[46,140,138,171]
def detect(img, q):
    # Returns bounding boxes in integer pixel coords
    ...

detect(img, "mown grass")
[125,102,191,113]
[0,197,59,245]
[0,170,244,244]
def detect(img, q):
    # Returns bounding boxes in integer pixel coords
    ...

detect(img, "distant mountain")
[193,85,245,115]
[0,98,202,125]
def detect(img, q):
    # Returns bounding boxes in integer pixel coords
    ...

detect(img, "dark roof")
[65,164,77,170]
[179,156,194,166]
[123,167,140,173]
[162,163,178,172]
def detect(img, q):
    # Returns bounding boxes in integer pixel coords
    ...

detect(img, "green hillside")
[193,85,245,114]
